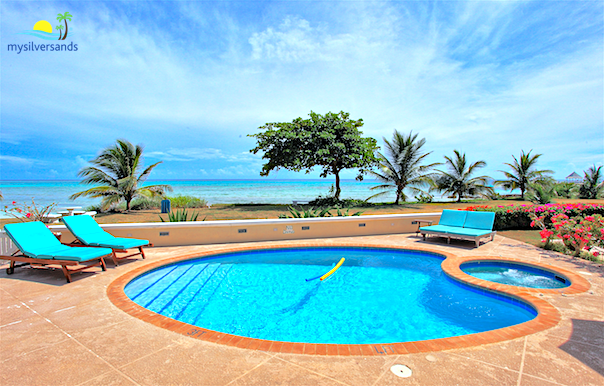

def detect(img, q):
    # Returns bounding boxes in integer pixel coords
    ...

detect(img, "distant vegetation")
[86,195,208,213]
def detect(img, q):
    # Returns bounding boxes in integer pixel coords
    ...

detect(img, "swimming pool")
[124,247,536,344]
[461,261,570,289]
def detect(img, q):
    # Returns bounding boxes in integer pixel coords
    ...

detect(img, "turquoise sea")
[0,179,398,213]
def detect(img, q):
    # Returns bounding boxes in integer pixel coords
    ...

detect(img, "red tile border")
[106,242,590,356]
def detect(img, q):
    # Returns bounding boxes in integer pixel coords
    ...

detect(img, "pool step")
[125,262,237,325]
[176,264,234,325]
[127,263,212,311]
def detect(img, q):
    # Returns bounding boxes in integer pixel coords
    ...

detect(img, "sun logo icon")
[21,12,73,40]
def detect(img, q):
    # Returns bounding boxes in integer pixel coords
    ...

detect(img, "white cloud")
[0,155,36,165]
[1,1,602,181]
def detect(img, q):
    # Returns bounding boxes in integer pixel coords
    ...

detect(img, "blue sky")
[1,0,602,182]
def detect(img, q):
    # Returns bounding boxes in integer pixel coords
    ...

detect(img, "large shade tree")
[249,111,379,200]
[70,139,172,211]
[579,165,604,199]
[497,150,552,199]
[368,130,439,204]
[434,150,493,202]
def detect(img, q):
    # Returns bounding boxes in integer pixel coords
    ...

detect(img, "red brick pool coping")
[107,242,591,356]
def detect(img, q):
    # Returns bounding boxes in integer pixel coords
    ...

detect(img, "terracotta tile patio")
[1,234,603,385]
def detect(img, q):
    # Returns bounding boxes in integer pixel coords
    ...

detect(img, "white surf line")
[53,305,76,313]
[516,336,528,386]
[14,299,141,386]
[0,320,22,328]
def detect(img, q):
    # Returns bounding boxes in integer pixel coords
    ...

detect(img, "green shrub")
[526,184,555,205]
[131,197,162,210]
[553,182,576,199]
[166,195,208,208]
[414,193,433,203]
[84,204,104,212]
[279,205,363,219]
[309,196,371,207]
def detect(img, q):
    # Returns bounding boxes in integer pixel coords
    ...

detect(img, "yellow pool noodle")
[320,258,345,281]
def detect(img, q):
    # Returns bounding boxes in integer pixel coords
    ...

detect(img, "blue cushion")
[446,228,493,237]
[438,210,467,227]
[51,247,113,262]
[463,211,496,231]
[4,222,64,258]
[62,215,148,249]
[4,222,111,261]
[88,237,148,250]
[420,225,455,234]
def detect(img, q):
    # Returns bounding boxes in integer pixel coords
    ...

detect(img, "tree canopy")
[368,130,439,204]
[496,150,552,199]
[434,150,493,202]
[70,139,172,211]
[249,111,379,200]
[579,165,604,199]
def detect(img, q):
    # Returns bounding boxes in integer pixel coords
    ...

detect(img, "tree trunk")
[395,186,403,205]
[62,20,68,40]
[58,30,63,40]
[334,171,341,201]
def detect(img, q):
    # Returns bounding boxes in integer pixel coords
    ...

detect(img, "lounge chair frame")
[420,229,496,248]
[420,210,496,248]
[2,250,108,283]
[65,239,149,265]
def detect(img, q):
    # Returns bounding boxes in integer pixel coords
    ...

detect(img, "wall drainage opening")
[390,364,412,378]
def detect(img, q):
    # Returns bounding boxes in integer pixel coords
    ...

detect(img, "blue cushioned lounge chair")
[420,210,496,247]
[3,222,109,282]
[61,215,151,265]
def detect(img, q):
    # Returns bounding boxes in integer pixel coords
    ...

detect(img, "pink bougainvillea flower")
[26,213,32,218]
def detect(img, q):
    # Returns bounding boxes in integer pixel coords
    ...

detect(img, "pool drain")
[390,364,412,378]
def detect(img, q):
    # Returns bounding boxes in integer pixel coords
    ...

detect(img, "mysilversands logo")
[7,12,79,54]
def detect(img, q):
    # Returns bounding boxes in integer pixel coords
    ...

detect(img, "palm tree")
[70,139,172,211]
[368,130,439,204]
[496,150,552,199]
[56,12,72,40]
[579,165,604,199]
[434,150,493,202]
[55,25,63,40]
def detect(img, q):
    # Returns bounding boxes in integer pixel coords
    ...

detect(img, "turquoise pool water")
[462,262,569,289]
[125,247,536,344]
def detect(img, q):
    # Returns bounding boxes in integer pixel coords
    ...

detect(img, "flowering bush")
[3,199,57,222]
[465,203,604,230]
[530,212,604,258]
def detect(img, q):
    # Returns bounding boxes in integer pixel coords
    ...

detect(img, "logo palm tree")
[56,12,72,40]
[55,25,64,40]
